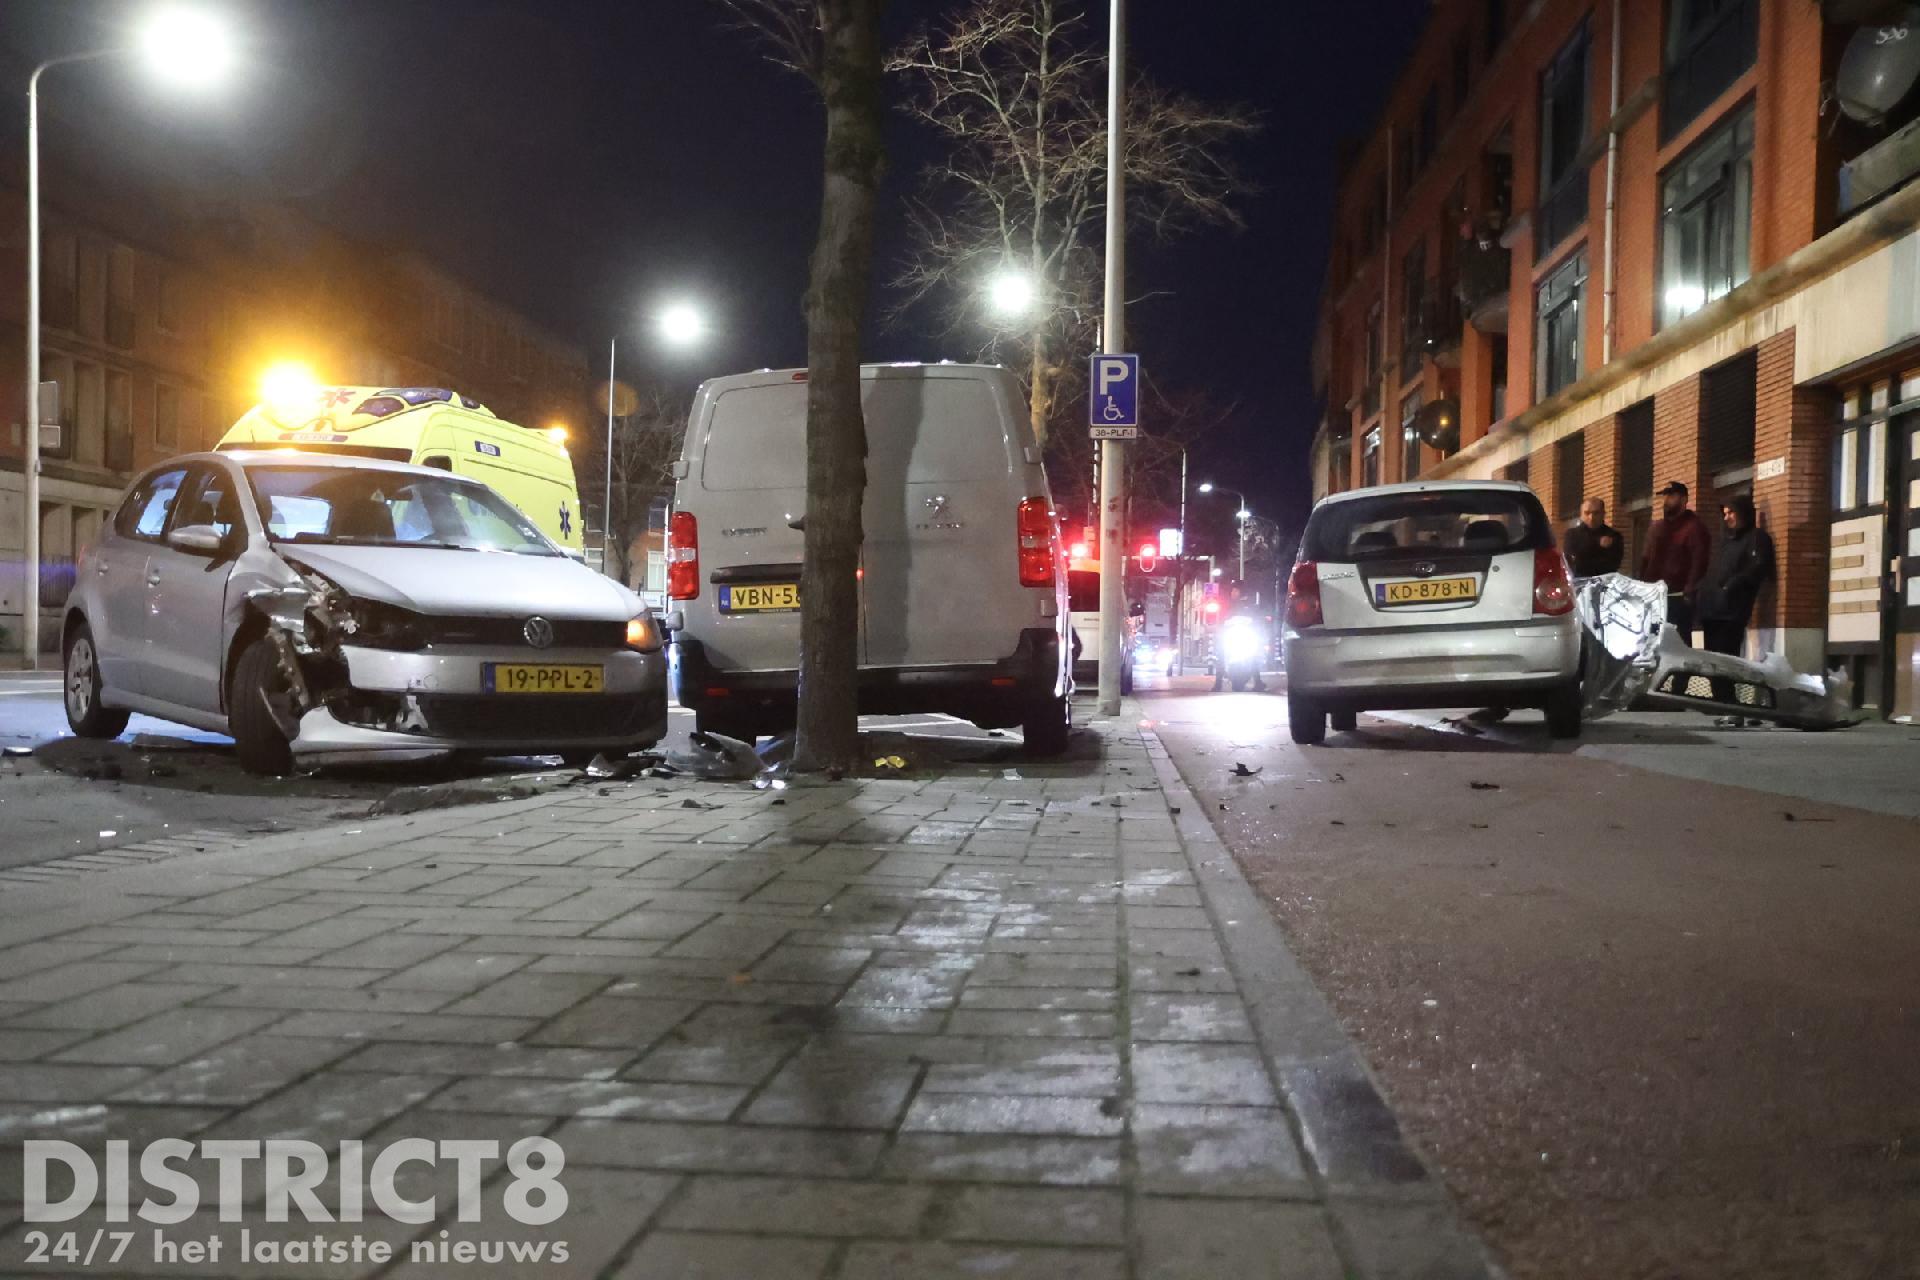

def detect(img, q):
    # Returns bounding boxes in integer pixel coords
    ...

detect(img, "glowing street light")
[987,270,1037,320]
[138,7,236,90]
[656,303,707,348]
[20,5,236,668]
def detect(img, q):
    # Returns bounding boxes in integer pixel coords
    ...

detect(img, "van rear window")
[1068,570,1100,613]
[1303,489,1552,561]
[701,377,1010,491]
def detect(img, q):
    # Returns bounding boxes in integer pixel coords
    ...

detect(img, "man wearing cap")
[1638,480,1712,638]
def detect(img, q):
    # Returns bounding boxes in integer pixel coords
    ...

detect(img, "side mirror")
[167,524,226,555]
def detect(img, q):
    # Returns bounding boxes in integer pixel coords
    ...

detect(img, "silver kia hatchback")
[63,451,669,773]
[1282,480,1582,744]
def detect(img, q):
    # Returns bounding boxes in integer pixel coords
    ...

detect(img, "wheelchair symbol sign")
[1088,354,1139,429]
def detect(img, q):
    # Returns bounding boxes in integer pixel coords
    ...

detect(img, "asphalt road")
[1147,682,1920,1280]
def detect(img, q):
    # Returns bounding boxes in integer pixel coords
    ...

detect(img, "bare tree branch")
[886,0,1259,453]
[713,0,824,81]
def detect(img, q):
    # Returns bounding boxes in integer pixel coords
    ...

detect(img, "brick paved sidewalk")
[0,715,1493,1279]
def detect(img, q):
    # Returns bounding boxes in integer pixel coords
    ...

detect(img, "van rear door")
[859,368,1026,668]
[691,379,810,672]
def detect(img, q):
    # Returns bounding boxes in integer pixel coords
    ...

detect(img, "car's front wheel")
[1545,681,1584,739]
[230,637,295,776]
[1288,695,1325,745]
[64,622,130,740]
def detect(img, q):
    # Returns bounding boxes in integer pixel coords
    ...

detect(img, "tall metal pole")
[604,337,616,580]
[21,68,44,669]
[1095,0,1127,716]
[1173,447,1186,671]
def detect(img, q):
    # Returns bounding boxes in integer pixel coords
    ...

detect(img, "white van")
[665,363,1074,752]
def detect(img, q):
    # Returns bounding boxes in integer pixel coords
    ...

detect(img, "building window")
[156,382,179,449]
[1537,20,1591,258]
[1485,0,1506,59]
[42,231,78,330]
[1658,104,1754,328]
[1554,432,1585,521]
[1618,398,1656,565]
[1502,458,1530,486]
[1330,430,1353,493]
[1663,0,1758,141]
[1400,391,1424,483]
[75,361,105,467]
[1417,86,1439,171]
[1362,427,1383,488]
[1453,32,1473,113]
[1536,248,1588,398]
[1400,239,1427,379]
[107,247,135,350]
[1702,349,1757,487]
[157,266,186,336]
[1832,416,1885,513]
[107,370,133,472]
[1363,301,1383,419]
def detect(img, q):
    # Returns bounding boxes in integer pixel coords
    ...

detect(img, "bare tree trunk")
[1028,332,1052,447]
[794,0,887,774]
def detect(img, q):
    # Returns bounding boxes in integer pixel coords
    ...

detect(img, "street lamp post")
[601,302,707,582]
[18,9,232,670]
[1198,483,1252,583]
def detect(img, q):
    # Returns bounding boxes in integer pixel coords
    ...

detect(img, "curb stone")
[1139,715,1505,1280]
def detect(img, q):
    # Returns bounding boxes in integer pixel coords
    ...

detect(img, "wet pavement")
[0,707,1491,1278]
[1150,683,1920,1280]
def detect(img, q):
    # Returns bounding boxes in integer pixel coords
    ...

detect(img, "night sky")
[8,0,1429,532]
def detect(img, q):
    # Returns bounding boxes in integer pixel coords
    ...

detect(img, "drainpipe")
[1601,0,1623,364]
[1383,125,1394,465]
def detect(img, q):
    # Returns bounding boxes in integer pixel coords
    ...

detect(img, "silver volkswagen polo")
[62,451,669,773]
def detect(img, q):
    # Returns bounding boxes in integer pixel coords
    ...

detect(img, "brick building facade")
[1312,0,1920,720]
[0,157,590,653]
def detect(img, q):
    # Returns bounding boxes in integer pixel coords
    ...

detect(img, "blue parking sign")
[1088,354,1139,431]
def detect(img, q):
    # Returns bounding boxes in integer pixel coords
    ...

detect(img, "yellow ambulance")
[216,385,585,556]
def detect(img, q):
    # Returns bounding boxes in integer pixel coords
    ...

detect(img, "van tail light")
[1017,498,1055,588]
[1286,560,1323,628]
[668,511,699,600]
[1533,546,1574,616]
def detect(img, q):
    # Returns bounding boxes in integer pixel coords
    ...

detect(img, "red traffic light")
[1203,599,1222,619]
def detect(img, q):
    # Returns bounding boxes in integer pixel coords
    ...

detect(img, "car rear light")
[1017,497,1055,588]
[1286,560,1323,628]
[668,511,699,600]
[1533,546,1574,616]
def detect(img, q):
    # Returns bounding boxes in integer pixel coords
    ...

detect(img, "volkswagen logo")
[522,616,555,649]
[1413,561,1437,578]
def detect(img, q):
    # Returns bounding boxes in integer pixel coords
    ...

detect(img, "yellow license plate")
[1376,576,1478,605]
[485,664,605,694]
[721,583,800,612]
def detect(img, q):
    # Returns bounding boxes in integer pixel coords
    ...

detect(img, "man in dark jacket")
[1694,495,1776,726]
[1638,481,1712,637]
[1562,497,1624,578]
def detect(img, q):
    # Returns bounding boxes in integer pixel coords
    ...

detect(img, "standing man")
[1695,495,1777,725]
[1562,497,1624,578]
[1638,480,1711,638]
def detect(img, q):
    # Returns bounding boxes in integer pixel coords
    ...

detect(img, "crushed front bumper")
[289,645,670,763]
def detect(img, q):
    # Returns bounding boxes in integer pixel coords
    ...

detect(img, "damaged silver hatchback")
[62,452,669,774]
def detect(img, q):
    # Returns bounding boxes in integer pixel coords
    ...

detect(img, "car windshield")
[246,465,559,556]
[1303,489,1551,561]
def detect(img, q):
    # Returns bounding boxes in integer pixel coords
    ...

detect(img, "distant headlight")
[625,614,663,652]
[1221,620,1262,663]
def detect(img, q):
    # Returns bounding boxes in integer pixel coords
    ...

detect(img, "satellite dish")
[1835,7,1920,126]
[1415,399,1460,453]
